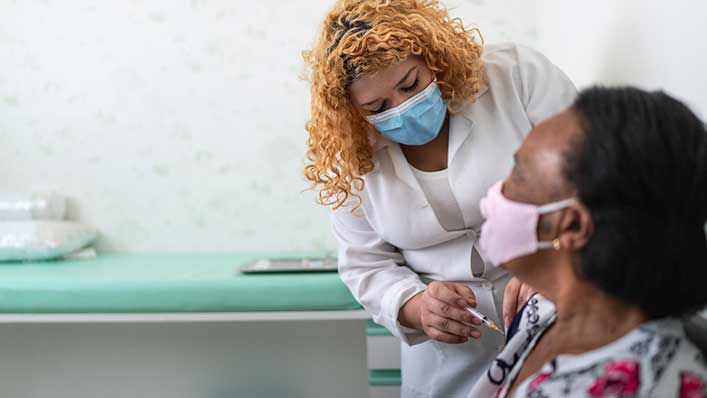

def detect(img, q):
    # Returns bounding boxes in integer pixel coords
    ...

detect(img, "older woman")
[302,0,575,396]
[469,86,707,397]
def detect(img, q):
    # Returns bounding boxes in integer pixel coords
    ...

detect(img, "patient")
[469,87,707,398]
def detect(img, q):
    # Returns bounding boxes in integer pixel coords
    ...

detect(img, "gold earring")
[552,239,561,250]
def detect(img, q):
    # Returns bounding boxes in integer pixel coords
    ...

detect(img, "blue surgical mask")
[366,81,447,146]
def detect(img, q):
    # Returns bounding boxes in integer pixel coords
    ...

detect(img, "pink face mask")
[478,180,577,267]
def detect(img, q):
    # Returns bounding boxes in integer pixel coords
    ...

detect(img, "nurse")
[302,1,575,396]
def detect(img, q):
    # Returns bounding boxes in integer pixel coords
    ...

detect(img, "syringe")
[465,306,505,336]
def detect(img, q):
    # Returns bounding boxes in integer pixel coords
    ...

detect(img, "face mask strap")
[537,198,577,215]
[536,199,576,251]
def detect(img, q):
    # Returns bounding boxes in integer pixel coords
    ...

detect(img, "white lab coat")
[332,43,577,398]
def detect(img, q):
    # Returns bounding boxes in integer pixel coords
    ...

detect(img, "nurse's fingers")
[428,281,476,309]
[425,325,472,344]
[424,313,481,340]
[503,277,522,328]
[427,295,481,326]
[448,283,478,308]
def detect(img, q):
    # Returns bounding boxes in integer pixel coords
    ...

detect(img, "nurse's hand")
[502,277,536,329]
[399,281,482,344]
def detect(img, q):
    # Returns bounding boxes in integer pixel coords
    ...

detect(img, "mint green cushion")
[369,369,402,386]
[366,320,393,336]
[0,253,362,313]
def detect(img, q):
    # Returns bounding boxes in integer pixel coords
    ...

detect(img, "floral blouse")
[468,295,707,398]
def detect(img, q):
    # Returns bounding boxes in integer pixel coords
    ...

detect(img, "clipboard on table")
[238,255,338,274]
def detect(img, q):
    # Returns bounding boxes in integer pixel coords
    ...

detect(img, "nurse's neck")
[402,114,450,172]
[541,275,647,355]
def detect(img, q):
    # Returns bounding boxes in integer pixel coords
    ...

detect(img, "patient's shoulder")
[562,318,707,397]
[646,319,707,397]
[518,295,556,329]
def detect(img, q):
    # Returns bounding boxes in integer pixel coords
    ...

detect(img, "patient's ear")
[559,203,593,251]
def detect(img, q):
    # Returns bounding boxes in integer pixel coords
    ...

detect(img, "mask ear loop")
[537,198,577,251]
[538,239,562,250]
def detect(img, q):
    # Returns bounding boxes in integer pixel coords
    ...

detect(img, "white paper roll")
[0,221,97,261]
[0,192,66,220]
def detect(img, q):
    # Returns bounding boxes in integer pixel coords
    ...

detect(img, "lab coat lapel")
[371,134,424,194]
[387,143,424,194]
[448,83,488,164]
[448,117,473,165]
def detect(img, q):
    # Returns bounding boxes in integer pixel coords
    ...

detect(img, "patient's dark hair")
[565,86,707,319]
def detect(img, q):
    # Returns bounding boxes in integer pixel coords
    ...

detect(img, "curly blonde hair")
[303,0,485,210]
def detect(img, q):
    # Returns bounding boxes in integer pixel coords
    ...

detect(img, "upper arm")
[331,205,403,266]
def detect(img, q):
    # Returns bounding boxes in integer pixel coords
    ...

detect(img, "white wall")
[0,0,534,253]
[535,0,707,118]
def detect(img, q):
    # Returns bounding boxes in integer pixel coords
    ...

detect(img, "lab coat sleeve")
[331,207,429,346]
[514,44,578,127]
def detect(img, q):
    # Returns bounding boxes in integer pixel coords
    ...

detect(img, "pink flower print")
[680,371,707,398]
[494,383,505,398]
[529,373,551,390]
[588,360,641,397]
